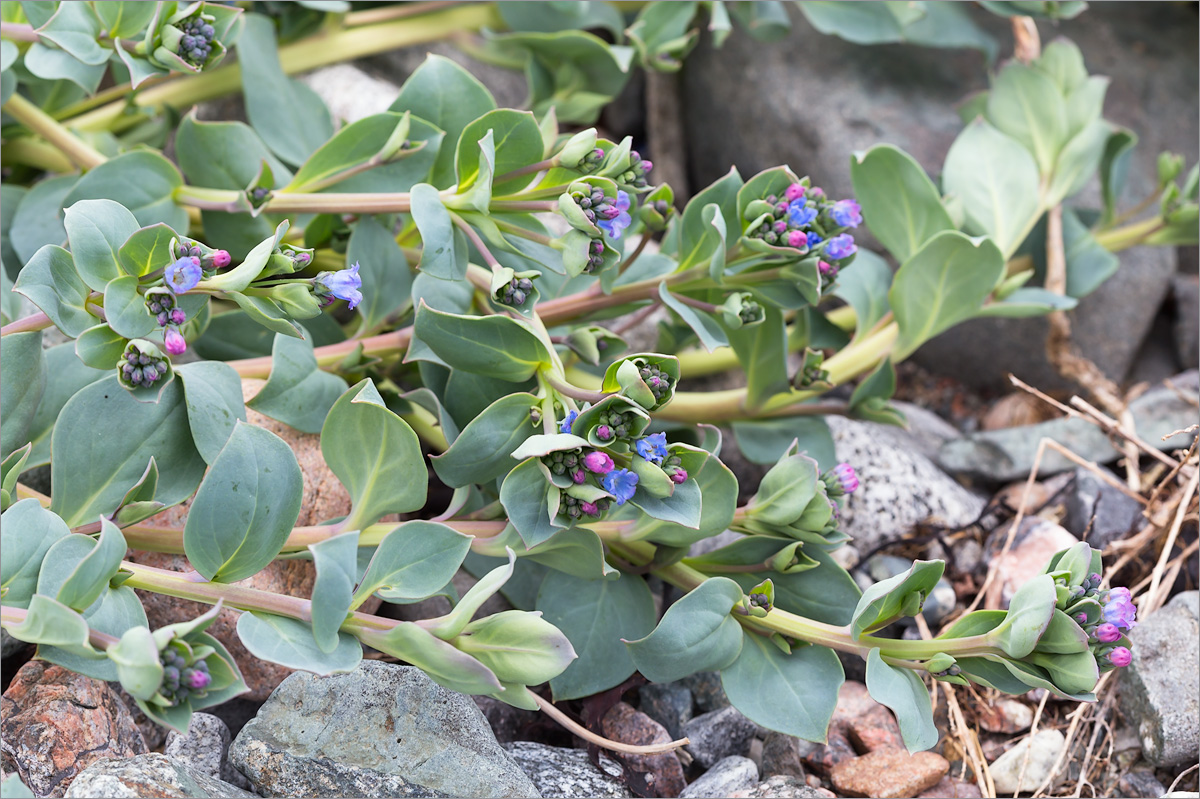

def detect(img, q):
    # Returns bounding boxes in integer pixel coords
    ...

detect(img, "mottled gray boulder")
[939,372,1199,482]
[64,754,255,798]
[164,713,250,791]
[683,707,758,769]
[680,756,760,798]
[828,416,987,552]
[502,742,629,798]
[228,662,539,798]
[1119,591,1200,766]
[1063,466,1145,549]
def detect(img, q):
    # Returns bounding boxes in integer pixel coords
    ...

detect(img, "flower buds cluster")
[158,644,212,705]
[496,276,535,308]
[637,363,674,404]
[793,348,833,390]
[145,288,189,355]
[618,151,653,190]
[117,340,172,391]
[744,180,860,264]
[175,15,216,67]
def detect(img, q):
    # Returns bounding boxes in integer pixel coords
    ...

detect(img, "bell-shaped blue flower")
[597,191,633,239]
[164,257,202,294]
[635,432,669,465]
[314,262,363,309]
[601,468,639,505]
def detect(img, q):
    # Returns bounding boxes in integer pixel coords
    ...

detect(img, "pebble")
[680,671,729,713]
[600,702,686,799]
[502,741,629,798]
[472,696,538,744]
[830,749,949,798]
[164,713,250,791]
[1063,466,1146,550]
[638,683,694,741]
[1120,590,1200,766]
[680,756,759,798]
[228,661,536,798]
[799,731,856,777]
[759,732,811,779]
[63,754,256,798]
[1,661,146,797]
[1117,770,1167,799]
[984,518,1079,607]
[728,775,833,798]
[831,681,904,753]
[917,776,983,798]
[975,698,1034,734]
[682,706,758,769]
[988,729,1066,794]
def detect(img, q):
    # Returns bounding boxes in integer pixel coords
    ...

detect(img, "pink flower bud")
[164,329,187,356]
[571,469,587,484]
[580,501,600,517]
[169,308,186,326]
[787,230,806,248]
[785,183,806,201]
[596,425,613,441]
[583,451,614,474]
[669,469,687,484]
[212,249,231,269]
[1108,646,1132,668]
[1095,622,1121,643]
[818,260,835,276]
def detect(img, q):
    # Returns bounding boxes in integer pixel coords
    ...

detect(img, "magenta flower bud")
[164,329,187,356]
[580,501,600,517]
[787,230,806,248]
[185,670,212,690]
[669,469,687,484]
[1075,612,1088,625]
[810,187,825,199]
[1108,646,1132,668]
[1095,622,1121,643]
[571,469,587,484]
[583,450,614,474]
[596,425,614,441]
[212,249,231,269]
[818,260,835,276]
[784,183,806,202]
[169,308,186,325]
[833,463,858,494]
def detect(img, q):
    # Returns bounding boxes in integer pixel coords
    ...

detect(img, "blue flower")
[597,191,633,239]
[806,232,823,247]
[635,432,669,465]
[788,201,817,228]
[601,468,639,505]
[825,234,857,260]
[830,199,863,228]
[164,257,202,294]
[315,262,363,309]
[560,410,578,434]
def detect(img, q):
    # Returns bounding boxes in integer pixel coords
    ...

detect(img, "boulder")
[63,754,255,798]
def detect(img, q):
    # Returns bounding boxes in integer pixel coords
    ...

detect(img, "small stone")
[681,671,729,713]
[975,699,1034,734]
[639,683,694,741]
[164,713,250,791]
[601,702,686,798]
[1117,770,1167,799]
[988,729,1066,794]
[922,579,957,626]
[683,706,758,768]
[1172,274,1199,368]
[1063,466,1146,550]
[228,662,536,798]
[917,776,983,798]
[503,741,629,798]
[1119,590,1200,766]
[680,756,759,798]
[759,732,812,779]
[799,731,856,776]
[830,749,949,798]
[728,775,831,798]
[1,661,147,797]
[64,754,256,798]
[831,681,903,753]
[984,518,1079,608]
[1,628,28,659]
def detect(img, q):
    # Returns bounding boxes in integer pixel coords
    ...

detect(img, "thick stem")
[0,605,120,649]
[0,22,38,41]
[2,93,107,171]
[543,371,609,404]
[1,312,54,337]
[0,136,76,172]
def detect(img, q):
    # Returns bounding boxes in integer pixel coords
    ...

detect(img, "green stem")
[0,604,119,649]
[543,371,609,404]
[1,312,54,337]
[1093,216,1166,252]
[2,93,106,171]
[0,136,76,173]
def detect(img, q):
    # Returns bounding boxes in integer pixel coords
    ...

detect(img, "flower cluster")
[495,275,535,308]
[636,363,674,404]
[117,340,172,391]
[157,643,212,705]
[745,181,860,264]
[618,151,653,190]
[145,288,189,355]
[175,14,216,67]
[1050,553,1137,673]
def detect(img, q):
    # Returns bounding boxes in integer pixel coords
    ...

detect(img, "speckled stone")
[729,775,833,798]
[503,742,629,798]
[682,707,757,769]
[164,713,250,791]
[830,749,949,798]
[680,756,759,798]
[638,683,694,741]
[64,754,256,798]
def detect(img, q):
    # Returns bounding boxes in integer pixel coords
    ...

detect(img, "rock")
[1117,770,1167,799]
[1119,590,1200,766]
[729,775,832,798]
[1,628,28,659]
[683,707,758,769]
[228,662,537,798]
[680,756,759,798]
[110,683,169,751]
[832,681,904,753]
[299,65,400,124]
[939,372,1200,481]
[891,402,964,461]
[988,729,1066,794]
[502,742,629,799]
[164,713,250,791]
[1173,274,1199,368]
[981,393,1060,431]
[1064,466,1146,550]
[472,696,538,744]
[826,416,987,553]
[917,776,983,798]
[975,698,1034,734]
[759,732,812,779]
[638,683,694,741]
[830,748,949,798]
[1,662,147,797]
[984,518,1079,608]
[63,754,256,798]
[799,731,856,777]
[680,671,729,713]
[600,703,687,799]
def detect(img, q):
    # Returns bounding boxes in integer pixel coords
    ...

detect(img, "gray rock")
[64,754,256,798]
[892,402,965,461]
[988,729,1066,794]
[1064,466,1146,549]
[1162,793,1200,798]
[680,756,759,798]
[0,628,26,659]
[473,696,539,744]
[1119,590,1200,766]
[502,742,629,799]
[730,775,829,798]
[1117,770,1166,799]
[228,662,539,798]
[638,683,694,741]
[759,732,813,779]
[298,65,400,124]
[922,579,957,626]
[680,671,729,713]
[164,712,250,791]
[939,372,1199,481]
[1173,274,1199,369]
[683,707,758,769]
[827,416,987,553]
[687,529,743,559]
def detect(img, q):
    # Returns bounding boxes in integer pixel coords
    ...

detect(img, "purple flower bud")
[596,425,613,441]
[571,469,587,484]
[1075,612,1088,625]
[580,501,600,517]
[583,450,614,474]
[669,469,687,484]
[212,249,231,269]
[184,669,212,690]
[818,260,835,277]
[787,230,806,248]
[785,183,806,202]
[169,308,186,326]
[164,329,187,356]
[1095,622,1121,643]
[833,463,858,494]
[1108,646,1132,668]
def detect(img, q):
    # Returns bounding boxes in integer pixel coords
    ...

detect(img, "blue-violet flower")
[165,257,202,294]
[1102,587,1137,630]
[597,191,632,239]
[825,234,857,260]
[830,199,863,228]
[788,202,817,228]
[635,432,669,465]
[314,262,363,309]
[602,468,639,505]
[560,410,578,434]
